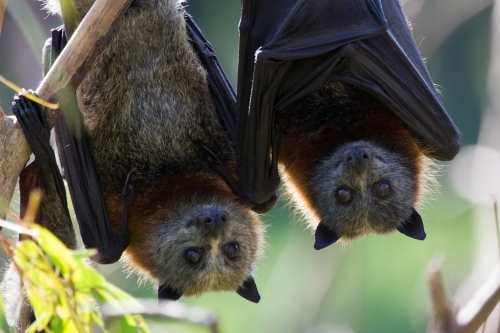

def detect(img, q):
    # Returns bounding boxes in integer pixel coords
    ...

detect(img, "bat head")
[117,173,265,301]
[310,140,424,249]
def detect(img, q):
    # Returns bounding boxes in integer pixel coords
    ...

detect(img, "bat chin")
[158,275,261,303]
[314,211,424,250]
[313,223,376,250]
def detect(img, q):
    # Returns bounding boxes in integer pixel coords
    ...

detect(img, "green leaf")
[72,261,106,289]
[71,249,97,261]
[32,226,77,275]
[107,315,151,333]
[9,224,150,332]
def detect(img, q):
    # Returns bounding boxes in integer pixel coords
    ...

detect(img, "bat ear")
[396,208,426,240]
[158,284,183,301]
[314,221,340,250]
[236,276,260,303]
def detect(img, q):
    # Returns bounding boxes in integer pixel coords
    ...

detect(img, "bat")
[235,0,462,249]
[13,0,267,303]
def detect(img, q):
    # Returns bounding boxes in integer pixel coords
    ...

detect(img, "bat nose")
[346,147,370,169]
[199,208,228,230]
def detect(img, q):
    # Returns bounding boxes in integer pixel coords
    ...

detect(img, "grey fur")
[311,141,416,239]
[277,79,429,241]
[69,0,265,295]
[2,265,32,333]
[38,161,77,248]
[130,196,264,296]
[76,0,233,192]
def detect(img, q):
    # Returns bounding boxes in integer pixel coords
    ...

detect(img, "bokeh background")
[0,0,498,332]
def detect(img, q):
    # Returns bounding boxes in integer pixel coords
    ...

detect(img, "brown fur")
[105,172,264,296]
[45,0,265,296]
[276,80,428,239]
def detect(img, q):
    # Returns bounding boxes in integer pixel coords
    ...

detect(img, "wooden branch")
[101,299,219,333]
[456,266,500,333]
[427,261,500,333]
[0,0,132,219]
[0,0,7,36]
[427,260,459,333]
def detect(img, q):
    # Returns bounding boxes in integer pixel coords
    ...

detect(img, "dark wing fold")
[185,12,281,212]
[185,13,238,145]
[48,27,129,264]
[237,0,461,204]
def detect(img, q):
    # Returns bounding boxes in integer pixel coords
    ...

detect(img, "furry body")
[277,80,429,241]
[46,0,264,297]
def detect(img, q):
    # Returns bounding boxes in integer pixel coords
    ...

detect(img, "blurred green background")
[0,0,497,332]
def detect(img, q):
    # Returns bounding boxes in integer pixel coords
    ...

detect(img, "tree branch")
[427,260,459,333]
[0,0,132,219]
[456,266,500,333]
[0,0,7,36]
[428,261,500,333]
[101,299,219,333]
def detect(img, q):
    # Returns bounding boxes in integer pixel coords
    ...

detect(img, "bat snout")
[198,207,228,230]
[345,147,370,170]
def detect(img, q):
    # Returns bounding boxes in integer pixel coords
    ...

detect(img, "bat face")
[236,0,461,222]
[276,81,429,249]
[115,175,265,298]
[151,202,263,297]
[311,141,417,240]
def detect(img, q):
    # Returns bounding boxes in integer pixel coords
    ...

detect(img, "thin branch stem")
[493,198,500,259]
[0,0,7,36]
[101,299,219,333]
[427,262,500,333]
[456,267,500,333]
[428,259,459,333]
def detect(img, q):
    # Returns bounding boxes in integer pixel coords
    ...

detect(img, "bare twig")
[0,0,7,36]
[427,262,500,333]
[102,299,218,333]
[428,259,459,333]
[494,198,500,258]
[456,267,500,333]
[0,0,132,219]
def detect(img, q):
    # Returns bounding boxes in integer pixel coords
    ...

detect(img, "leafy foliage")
[0,218,150,333]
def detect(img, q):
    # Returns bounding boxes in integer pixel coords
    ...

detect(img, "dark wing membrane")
[186,12,283,213]
[48,27,130,264]
[237,0,461,205]
[185,13,237,145]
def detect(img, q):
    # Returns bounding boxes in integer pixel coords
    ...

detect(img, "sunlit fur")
[46,0,265,296]
[104,173,265,296]
[42,0,61,15]
[277,80,434,241]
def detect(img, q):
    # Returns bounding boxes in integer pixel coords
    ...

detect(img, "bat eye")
[336,188,352,203]
[185,248,201,264]
[224,242,239,259]
[375,183,391,198]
